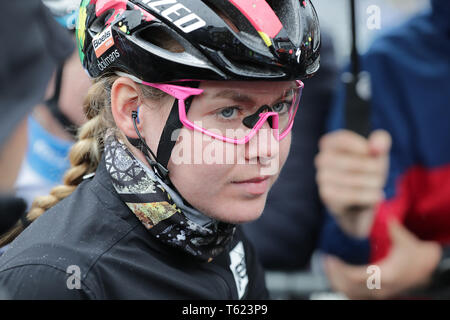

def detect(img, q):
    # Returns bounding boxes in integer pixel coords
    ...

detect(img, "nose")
[243,105,273,129]
[245,116,280,165]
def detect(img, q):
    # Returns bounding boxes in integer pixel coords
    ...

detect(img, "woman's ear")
[110,77,142,139]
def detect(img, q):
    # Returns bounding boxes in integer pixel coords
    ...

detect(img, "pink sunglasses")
[117,72,304,145]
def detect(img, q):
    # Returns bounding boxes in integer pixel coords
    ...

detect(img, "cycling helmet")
[76,0,321,82]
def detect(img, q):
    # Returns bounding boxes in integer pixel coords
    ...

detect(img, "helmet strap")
[128,112,170,184]
[156,82,198,171]
[127,90,195,185]
[128,95,196,208]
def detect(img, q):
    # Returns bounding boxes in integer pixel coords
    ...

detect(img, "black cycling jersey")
[0,156,268,299]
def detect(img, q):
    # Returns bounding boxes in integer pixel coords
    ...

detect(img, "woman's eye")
[218,107,239,119]
[272,102,289,113]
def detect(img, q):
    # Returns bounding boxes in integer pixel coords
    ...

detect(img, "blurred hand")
[315,129,392,237]
[323,220,442,299]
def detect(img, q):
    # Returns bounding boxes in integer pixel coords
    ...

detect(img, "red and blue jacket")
[319,0,450,264]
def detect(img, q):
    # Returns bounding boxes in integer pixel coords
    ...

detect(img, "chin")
[212,196,267,224]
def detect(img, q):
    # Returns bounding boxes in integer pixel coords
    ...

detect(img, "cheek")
[168,128,232,199]
[169,161,263,224]
[168,160,232,216]
[168,130,240,220]
[140,106,171,153]
[279,133,292,170]
[167,132,293,224]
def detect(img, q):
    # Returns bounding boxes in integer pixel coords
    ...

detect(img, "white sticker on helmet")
[296,48,302,64]
[138,0,206,33]
[92,26,114,58]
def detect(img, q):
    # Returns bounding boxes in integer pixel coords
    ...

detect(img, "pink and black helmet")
[76,0,321,82]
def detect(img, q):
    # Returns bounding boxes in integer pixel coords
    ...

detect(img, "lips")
[234,177,270,184]
[232,176,271,195]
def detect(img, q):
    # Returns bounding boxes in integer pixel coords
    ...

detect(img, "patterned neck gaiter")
[104,132,236,262]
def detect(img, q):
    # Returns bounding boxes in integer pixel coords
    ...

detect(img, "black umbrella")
[344,0,371,138]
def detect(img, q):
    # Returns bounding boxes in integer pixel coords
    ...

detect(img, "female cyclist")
[0,0,320,299]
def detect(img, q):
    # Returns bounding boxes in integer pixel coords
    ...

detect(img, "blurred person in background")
[316,0,450,299]
[0,1,74,256]
[0,0,90,256]
[15,0,91,209]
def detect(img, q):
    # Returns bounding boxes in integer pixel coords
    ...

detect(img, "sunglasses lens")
[185,85,302,140]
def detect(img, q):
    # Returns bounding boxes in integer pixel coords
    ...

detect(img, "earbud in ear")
[136,106,140,124]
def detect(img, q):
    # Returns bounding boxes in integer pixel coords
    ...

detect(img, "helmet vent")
[221,52,284,78]
[139,26,186,53]
[89,9,115,34]
[202,0,269,56]
[202,1,240,33]
[266,0,301,47]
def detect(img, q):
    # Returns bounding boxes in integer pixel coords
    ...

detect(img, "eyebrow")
[212,90,255,104]
[212,89,293,105]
